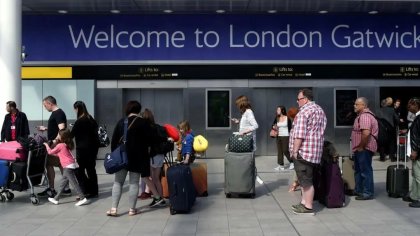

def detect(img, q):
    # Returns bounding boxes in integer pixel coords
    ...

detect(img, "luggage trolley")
[26,146,49,205]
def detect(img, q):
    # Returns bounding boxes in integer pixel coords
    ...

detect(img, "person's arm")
[1,115,7,141]
[43,142,62,156]
[21,113,30,137]
[182,134,194,164]
[291,138,303,158]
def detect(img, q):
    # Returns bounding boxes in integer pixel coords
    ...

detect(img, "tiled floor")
[1,155,419,236]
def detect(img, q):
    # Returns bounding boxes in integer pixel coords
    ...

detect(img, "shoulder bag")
[104,117,137,174]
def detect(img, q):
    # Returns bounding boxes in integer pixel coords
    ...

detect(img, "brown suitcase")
[342,156,355,195]
[161,163,170,198]
[190,162,208,197]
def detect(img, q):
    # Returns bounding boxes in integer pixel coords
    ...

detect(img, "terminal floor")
[1,155,419,236]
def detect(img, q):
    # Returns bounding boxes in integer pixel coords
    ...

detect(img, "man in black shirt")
[37,96,70,197]
[1,101,30,142]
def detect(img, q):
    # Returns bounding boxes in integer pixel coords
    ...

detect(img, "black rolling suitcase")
[386,134,409,198]
[8,161,29,191]
[167,164,196,215]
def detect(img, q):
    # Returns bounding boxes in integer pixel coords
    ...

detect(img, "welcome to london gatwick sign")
[23,15,420,61]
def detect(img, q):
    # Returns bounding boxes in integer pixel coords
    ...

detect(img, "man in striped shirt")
[351,97,378,200]
[289,88,327,215]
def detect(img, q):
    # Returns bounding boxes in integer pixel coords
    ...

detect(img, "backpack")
[98,125,110,147]
[155,124,174,154]
[361,112,393,147]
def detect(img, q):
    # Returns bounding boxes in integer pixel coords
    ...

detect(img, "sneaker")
[291,203,304,211]
[75,198,89,206]
[288,163,295,170]
[149,197,164,207]
[38,188,56,198]
[292,205,315,216]
[138,192,152,200]
[158,199,167,207]
[62,189,72,196]
[48,197,58,205]
[274,165,285,171]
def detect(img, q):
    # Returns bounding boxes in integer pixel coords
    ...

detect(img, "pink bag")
[0,141,27,161]
[269,128,278,138]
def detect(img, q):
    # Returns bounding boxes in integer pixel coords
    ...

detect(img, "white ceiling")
[21,0,420,15]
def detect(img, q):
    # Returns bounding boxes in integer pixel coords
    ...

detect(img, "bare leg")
[301,185,314,209]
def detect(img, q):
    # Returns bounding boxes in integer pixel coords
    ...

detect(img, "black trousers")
[75,148,99,196]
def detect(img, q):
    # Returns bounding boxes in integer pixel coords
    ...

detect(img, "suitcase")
[161,163,170,198]
[167,164,196,215]
[342,140,356,195]
[0,160,9,187]
[318,162,345,208]
[224,152,256,198]
[190,162,208,197]
[342,156,356,195]
[8,161,28,191]
[386,135,409,198]
[0,141,27,161]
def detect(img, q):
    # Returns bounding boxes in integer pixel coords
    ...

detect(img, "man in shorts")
[37,96,71,197]
[289,88,327,215]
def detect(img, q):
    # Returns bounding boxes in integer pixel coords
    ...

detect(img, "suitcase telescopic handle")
[10,172,16,183]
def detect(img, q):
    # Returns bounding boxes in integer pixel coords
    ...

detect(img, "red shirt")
[10,114,17,141]
[351,109,378,153]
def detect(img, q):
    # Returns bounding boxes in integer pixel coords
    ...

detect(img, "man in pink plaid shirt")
[289,88,327,215]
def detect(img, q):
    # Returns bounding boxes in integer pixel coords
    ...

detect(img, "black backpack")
[361,112,393,147]
[154,124,174,154]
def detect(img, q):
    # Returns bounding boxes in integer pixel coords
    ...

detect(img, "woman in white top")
[232,95,259,152]
[272,106,292,171]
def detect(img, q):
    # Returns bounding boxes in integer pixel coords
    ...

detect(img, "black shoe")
[86,194,98,199]
[355,195,373,200]
[149,197,164,207]
[403,195,414,202]
[37,188,56,198]
[409,200,420,208]
[62,189,72,196]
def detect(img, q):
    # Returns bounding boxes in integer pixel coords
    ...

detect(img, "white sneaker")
[288,163,295,170]
[48,197,58,205]
[75,198,89,206]
[274,165,284,171]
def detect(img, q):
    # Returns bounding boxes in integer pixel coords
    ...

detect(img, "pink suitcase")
[0,141,27,161]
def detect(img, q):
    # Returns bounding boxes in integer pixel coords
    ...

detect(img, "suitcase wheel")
[250,193,255,199]
[225,193,232,198]
[30,194,39,205]
[0,193,5,202]
[6,191,14,200]
[202,191,208,197]
[388,193,402,198]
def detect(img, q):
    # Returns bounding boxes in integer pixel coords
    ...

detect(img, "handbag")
[269,128,278,138]
[104,118,132,174]
[228,134,253,152]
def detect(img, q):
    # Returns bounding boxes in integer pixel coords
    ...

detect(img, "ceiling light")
[319,10,328,14]
[216,9,225,14]
[163,9,173,13]
[267,10,277,14]
[368,10,378,14]
[58,10,67,14]
[110,9,120,14]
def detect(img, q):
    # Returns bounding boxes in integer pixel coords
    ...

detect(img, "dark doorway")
[380,87,420,129]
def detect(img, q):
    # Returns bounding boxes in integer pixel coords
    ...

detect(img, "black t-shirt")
[47,108,67,140]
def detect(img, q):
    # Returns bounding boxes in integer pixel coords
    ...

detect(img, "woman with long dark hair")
[272,105,292,171]
[71,101,100,199]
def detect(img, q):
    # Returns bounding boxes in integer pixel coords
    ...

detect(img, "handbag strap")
[119,116,139,143]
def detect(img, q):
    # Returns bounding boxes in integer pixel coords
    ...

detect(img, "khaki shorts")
[294,155,315,188]
[47,155,62,167]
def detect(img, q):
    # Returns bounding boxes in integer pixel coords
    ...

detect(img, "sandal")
[288,181,300,192]
[106,208,118,217]
[128,208,138,216]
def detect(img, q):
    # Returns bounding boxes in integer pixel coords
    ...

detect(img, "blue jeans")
[354,150,374,198]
